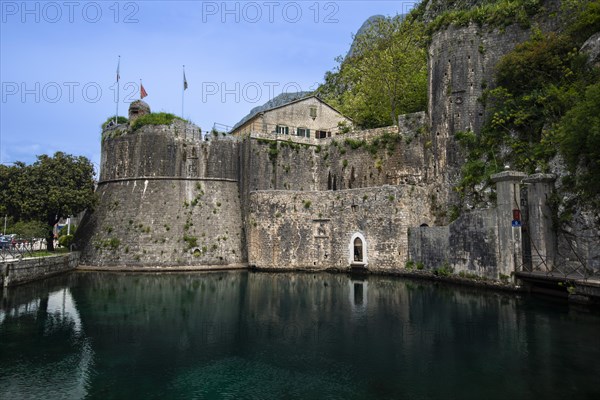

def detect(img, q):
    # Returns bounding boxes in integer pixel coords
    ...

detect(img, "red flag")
[140,83,148,99]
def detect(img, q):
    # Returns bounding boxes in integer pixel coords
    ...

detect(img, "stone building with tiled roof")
[230,92,352,140]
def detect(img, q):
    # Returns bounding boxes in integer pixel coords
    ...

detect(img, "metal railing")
[519,218,600,281]
[0,238,47,261]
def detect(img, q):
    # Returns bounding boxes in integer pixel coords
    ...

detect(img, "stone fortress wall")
[428,24,533,211]
[247,185,434,271]
[240,112,430,194]
[78,1,584,283]
[77,119,245,268]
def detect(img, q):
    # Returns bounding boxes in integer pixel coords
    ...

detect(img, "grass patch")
[344,138,366,150]
[131,112,186,131]
[28,248,70,258]
[268,142,279,162]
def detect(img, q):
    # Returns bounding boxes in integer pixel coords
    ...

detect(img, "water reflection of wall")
[2,272,599,398]
[66,271,250,397]
[74,272,246,352]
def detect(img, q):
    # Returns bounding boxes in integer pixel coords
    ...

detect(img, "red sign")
[513,209,521,222]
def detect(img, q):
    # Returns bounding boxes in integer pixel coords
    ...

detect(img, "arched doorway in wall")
[348,233,367,267]
[354,237,363,262]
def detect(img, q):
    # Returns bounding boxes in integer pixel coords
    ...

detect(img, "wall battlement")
[101,120,236,182]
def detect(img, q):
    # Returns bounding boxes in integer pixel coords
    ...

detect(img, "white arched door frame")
[348,232,367,266]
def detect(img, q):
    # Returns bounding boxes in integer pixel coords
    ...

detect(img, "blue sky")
[1,0,417,174]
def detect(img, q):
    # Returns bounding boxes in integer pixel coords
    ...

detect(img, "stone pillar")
[491,171,527,280]
[522,173,556,271]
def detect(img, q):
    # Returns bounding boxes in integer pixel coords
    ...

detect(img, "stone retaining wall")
[1,252,79,287]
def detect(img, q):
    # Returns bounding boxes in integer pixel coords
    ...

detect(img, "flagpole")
[182,65,185,119]
[115,55,120,124]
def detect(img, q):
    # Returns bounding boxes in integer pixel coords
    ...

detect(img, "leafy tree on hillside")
[1,152,97,251]
[319,15,427,129]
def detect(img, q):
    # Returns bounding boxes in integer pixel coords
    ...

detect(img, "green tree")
[0,162,25,219]
[558,82,600,207]
[11,220,48,239]
[319,15,427,129]
[2,152,97,251]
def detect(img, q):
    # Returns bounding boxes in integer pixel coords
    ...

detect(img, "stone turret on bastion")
[128,99,151,125]
[76,101,244,268]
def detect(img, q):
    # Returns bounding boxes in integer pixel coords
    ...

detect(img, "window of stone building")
[297,127,310,138]
[276,125,289,135]
[309,106,317,119]
[316,130,331,139]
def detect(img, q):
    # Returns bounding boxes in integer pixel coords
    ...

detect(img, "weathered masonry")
[247,185,434,271]
[78,101,435,271]
[77,102,244,267]
[77,1,599,301]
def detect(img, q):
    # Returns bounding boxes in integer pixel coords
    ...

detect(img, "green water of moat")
[1,271,599,399]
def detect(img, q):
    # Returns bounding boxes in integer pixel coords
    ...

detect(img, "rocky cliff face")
[346,14,386,59]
